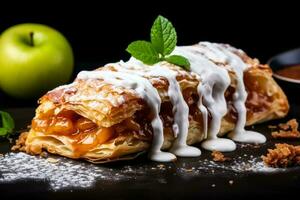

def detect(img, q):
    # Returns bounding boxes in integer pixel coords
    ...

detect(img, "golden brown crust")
[16,44,290,162]
[262,143,300,167]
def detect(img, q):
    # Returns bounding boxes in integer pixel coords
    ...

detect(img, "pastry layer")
[17,43,289,162]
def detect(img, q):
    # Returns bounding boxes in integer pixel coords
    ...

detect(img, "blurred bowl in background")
[268,48,300,104]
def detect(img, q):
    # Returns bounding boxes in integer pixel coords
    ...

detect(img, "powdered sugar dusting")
[0,149,287,191]
[196,157,280,173]
[0,152,126,190]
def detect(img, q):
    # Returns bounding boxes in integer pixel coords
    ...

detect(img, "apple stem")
[29,32,34,46]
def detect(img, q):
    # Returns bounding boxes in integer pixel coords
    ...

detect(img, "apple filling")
[31,109,153,157]
[31,72,273,157]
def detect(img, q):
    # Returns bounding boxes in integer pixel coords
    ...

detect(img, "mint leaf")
[0,111,15,137]
[126,15,190,71]
[165,55,191,71]
[126,41,160,65]
[0,128,8,136]
[151,15,177,56]
[0,111,14,132]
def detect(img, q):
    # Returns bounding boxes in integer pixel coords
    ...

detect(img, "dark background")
[1,1,299,64]
[1,3,300,199]
[0,1,299,106]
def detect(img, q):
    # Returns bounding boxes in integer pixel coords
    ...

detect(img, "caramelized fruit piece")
[58,109,81,120]
[48,117,75,135]
[72,127,114,157]
[32,118,50,132]
[96,127,114,144]
[32,109,118,157]
[76,118,97,131]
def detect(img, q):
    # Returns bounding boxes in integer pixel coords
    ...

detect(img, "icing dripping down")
[173,45,236,152]
[75,41,267,162]
[110,60,201,157]
[77,71,176,162]
[199,42,266,144]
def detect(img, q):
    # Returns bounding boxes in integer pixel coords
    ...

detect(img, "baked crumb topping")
[11,132,28,152]
[271,119,300,139]
[262,143,300,167]
[211,151,231,162]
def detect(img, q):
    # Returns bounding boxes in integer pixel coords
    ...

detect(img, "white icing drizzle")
[199,42,266,144]
[173,45,236,152]
[110,60,201,157]
[74,41,266,162]
[77,71,176,162]
[152,69,201,157]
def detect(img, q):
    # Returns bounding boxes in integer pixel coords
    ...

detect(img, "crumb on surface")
[157,164,165,169]
[47,157,59,163]
[271,119,300,139]
[40,151,48,158]
[229,180,234,185]
[211,151,231,162]
[279,120,294,130]
[272,130,300,139]
[184,168,193,172]
[11,132,28,152]
[261,143,300,168]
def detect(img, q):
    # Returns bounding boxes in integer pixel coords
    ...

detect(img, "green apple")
[0,23,74,99]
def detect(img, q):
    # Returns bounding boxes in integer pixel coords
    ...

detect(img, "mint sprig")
[126,15,190,70]
[0,111,15,137]
[151,15,177,55]
[126,41,160,65]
